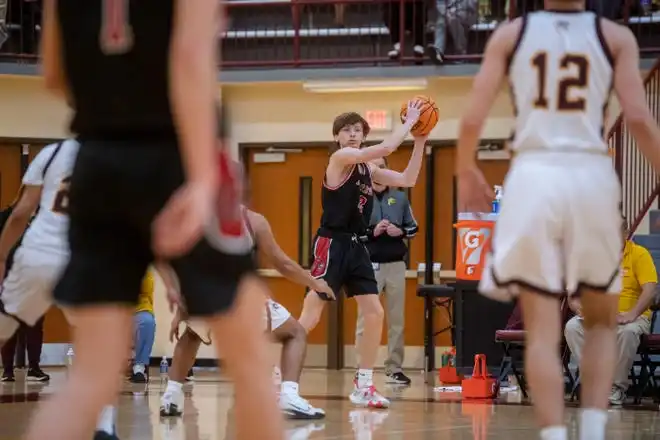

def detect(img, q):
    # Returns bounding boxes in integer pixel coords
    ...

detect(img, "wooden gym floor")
[0,368,659,439]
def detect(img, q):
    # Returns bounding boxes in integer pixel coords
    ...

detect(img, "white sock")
[540,426,567,440]
[357,369,373,388]
[166,380,183,395]
[133,363,145,374]
[579,408,607,440]
[96,405,116,434]
[281,381,299,396]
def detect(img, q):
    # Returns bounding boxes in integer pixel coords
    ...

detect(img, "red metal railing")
[612,59,660,233]
[0,0,657,67]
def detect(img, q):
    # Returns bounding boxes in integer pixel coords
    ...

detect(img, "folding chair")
[633,304,660,404]
[496,295,575,399]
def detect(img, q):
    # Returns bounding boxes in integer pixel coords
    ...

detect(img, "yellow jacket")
[136,270,154,314]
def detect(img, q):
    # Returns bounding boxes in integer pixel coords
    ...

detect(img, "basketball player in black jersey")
[30,2,283,440]
[298,102,426,408]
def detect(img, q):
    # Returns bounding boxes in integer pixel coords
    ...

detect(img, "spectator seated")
[564,219,658,405]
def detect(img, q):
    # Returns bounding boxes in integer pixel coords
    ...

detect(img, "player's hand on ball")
[152,181,216,258]
[312,279,335,300]
[457,167,494,214]
[404,99,424,125]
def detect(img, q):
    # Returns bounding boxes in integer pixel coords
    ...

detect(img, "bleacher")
[0,0,657,68]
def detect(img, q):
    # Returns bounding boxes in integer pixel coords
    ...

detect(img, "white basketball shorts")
[479,151,622,302]
[0,246,67,339]
[185,299,292,343]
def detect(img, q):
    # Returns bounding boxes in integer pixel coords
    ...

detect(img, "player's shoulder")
[34,139,79,162]
[492,17,526,41]
[598,17,637,53]
[245,209,268,230]
[34,142,61,161]
[486,17,526,56]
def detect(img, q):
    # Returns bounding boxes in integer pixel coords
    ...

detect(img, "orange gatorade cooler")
[454,213,497,281]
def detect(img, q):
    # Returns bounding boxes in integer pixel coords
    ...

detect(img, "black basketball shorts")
[309,233,378,300]
[52,139,255,317]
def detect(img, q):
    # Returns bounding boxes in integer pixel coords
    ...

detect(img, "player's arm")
[605,21,660,171]
[370,136,426,187]
[0,146,53,267]
[41,0,68,97]
[247,211,318,289]
[169,0,222,188]
[456,20,519,175]
[331,124,415,166]
[0,186,40,267]
[153,261,182,312]
[331,102,423,166]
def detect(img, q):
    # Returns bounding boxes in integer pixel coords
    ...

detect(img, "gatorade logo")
[464,230,482,249]
[459,228,491,266]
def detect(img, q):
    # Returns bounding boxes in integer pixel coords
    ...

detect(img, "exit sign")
[365,110,392,131]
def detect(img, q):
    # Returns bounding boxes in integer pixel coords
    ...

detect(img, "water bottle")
[66,346,74,368]
[159,356,169,383]
[492,185,503,214]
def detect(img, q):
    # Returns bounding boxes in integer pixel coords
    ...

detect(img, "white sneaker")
[609,386,625,406]
[280,392,325,419]
[349,379,390,409]
[160,387,184,417]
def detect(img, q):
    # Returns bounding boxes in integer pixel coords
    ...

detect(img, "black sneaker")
[129,371,148,384]
[186,369,194,381]
[386,372,411,385]
[26,368,50,382]
[93,429,120,440]
[1,372,14,382]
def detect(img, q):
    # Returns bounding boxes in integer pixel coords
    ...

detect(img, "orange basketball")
[400,95,439,136]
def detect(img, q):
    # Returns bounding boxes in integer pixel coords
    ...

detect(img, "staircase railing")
[612,58,660,233]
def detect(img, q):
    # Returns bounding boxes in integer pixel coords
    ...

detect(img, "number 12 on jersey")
[531,52,589,112]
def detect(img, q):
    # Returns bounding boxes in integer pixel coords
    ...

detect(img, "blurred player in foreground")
[455,1,660,439]
[29,1,283,439]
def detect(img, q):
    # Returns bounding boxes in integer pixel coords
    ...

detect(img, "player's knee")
[0,315,19,342]
[357,296,384,322]
[288,320,307,342]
